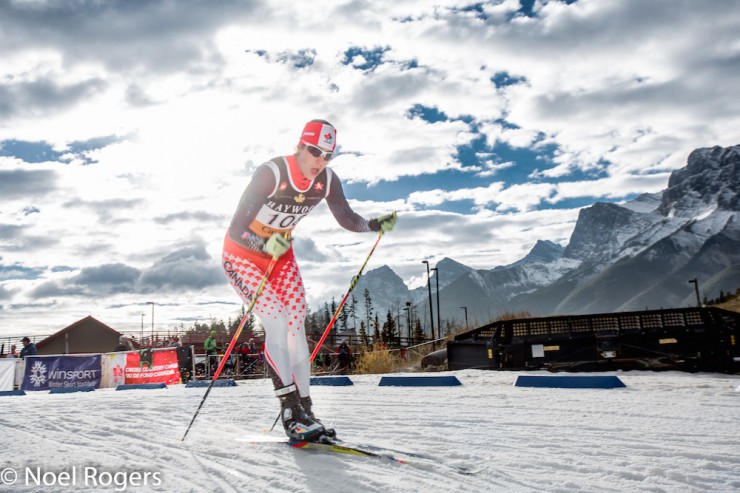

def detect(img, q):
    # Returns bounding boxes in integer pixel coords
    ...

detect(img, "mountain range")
[345,144,740,333]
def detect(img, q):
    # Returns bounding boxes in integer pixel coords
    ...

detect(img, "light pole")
[688,278,702,307]
[404,302,411,344]
[146,301,155,346]
[422,260,435,349]
[460,306,468,329]
[431,267,441,340]
[140,313,145,343]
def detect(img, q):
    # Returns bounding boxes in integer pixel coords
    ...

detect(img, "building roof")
[36,315,121,349]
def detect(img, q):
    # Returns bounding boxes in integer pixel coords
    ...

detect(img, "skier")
[222,119,396,442]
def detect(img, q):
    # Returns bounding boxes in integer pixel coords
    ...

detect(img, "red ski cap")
[300,120,337,152]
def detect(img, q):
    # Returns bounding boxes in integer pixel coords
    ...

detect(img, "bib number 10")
[266,213,303,229]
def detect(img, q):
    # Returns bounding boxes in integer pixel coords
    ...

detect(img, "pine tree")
[358,321,369,348]
[363,288,374,331]
[443,319,453,337]
[413,319,425,343]
[228,306,255,339]
[339,298,349,332]
[350,294,358,331]
[305,309,321,338]
[210,317,226,335]
[330,297,340,332]
[382,310,398,347]
[322,302,331,329]
[372,313,381,345]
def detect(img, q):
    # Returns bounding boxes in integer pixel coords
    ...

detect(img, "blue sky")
[1,0,739,335]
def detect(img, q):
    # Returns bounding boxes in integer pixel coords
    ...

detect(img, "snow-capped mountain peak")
[321,144,740,328]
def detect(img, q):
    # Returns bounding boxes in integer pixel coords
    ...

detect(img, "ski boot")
[300,395,336,440]
[276,384,326,442]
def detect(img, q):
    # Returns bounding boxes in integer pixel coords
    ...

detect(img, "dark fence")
[447,307,740,374]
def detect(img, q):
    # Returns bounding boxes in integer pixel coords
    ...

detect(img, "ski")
[287,438,480,475]
[288,440,412,465]
[239,434,479,475]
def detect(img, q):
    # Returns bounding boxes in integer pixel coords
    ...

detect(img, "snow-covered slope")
[2,371,738,492]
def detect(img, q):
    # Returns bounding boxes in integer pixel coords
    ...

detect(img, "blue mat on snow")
[310,376,354,386]
[0,389,26,396]
[49,386,96,394]
[185,379,237,388]
[116,383,168,391]
[514,375,626,389]
[378,376,462,387]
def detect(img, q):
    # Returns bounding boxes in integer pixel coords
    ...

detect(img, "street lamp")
[431,267,441,340]
[146,301,155,346]
[140,313,145,342]
[404,302,411,343]
[688,279,701,307]
[460,306,468,329]
[422,260,435,348]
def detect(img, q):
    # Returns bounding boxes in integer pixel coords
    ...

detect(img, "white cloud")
[1,0,738,333]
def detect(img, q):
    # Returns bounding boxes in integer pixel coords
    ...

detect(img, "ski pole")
[309,228,387,362]
[182,253,280,442]
[270,225,390,431]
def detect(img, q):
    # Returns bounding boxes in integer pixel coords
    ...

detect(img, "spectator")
[337,340,352,373]
[6,344,18,358]
[204,330,218,373]
[19,337,37,358]
[114,336,131,352]
[204,331,218,355]
[169,336,182,348]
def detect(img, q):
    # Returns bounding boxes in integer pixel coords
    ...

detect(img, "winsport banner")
[21,355,102,391]
[125,348,181,385]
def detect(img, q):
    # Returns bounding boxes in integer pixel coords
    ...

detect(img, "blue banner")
[21,355,102,391]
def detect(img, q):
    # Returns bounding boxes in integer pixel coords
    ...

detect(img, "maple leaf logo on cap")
[301,120,336,151]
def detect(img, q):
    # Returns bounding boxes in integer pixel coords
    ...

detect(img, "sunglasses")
[302,142,334,161]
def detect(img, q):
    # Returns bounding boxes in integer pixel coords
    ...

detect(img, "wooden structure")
[36,316,122,355]
[448,307,740,374]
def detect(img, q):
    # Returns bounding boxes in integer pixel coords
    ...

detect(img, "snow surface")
[1,370,739,492]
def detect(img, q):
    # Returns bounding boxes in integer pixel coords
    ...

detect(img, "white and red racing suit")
[223,155,380,396]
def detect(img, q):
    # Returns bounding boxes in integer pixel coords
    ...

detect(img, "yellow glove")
[373,212,397,233]
[264,233,291,257]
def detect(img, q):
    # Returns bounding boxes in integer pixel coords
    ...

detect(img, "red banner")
[125,348,181,385]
